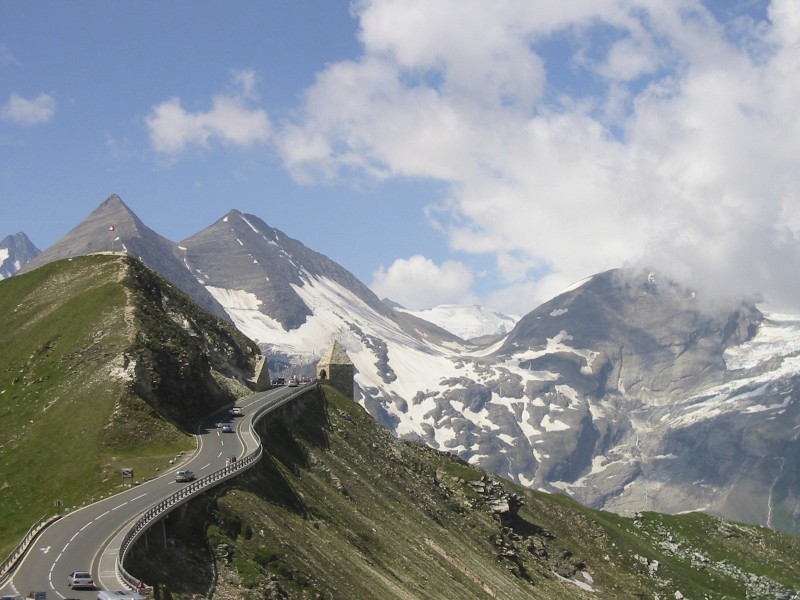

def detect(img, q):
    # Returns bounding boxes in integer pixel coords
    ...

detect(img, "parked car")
[68,570,95,589]
[221,424,234,433]
[174,469,195,482]
[230,406,243,417]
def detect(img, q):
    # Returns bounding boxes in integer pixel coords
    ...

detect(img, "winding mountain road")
[1,383,313,599]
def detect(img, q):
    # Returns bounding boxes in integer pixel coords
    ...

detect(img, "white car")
[96,592,146,600]
[230,406,243,417]
[68,570,94,589]
[221,424,234,433]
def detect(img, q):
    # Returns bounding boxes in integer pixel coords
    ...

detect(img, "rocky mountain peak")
[0,232,40,279]
[20,195,229,319]
[499,268,762,399]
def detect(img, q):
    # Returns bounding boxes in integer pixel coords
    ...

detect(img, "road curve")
[1,383,314,599]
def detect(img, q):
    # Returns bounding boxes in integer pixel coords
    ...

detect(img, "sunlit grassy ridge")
[0,254,260,558]
[128,385,800,599]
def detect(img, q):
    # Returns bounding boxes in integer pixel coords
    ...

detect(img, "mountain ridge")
[11,194,800,536]
[21,194,230,319]
[0,253,261,557]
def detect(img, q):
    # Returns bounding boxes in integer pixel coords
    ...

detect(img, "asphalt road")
[1,383,309,599]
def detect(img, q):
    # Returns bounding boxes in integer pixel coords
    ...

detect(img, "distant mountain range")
[6,194,800,535]
[0,232,39,279]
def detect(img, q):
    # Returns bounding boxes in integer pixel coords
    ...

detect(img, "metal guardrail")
[0,514,58,586]
[116,383,318,588]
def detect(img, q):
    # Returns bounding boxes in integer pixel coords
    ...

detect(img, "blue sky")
[3,1,800,315]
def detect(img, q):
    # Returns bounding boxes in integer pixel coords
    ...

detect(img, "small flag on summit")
[109,225,115,231]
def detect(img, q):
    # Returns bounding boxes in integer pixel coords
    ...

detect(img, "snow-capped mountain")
[0,232,39,279]
[176,215,799,535]
[21,195,228,319]
[394,303,518,341]
[18,195,800,535]
[177,210,466,382]
[394,269,800,534]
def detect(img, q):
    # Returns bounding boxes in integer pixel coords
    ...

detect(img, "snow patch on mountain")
[397,303,518,340]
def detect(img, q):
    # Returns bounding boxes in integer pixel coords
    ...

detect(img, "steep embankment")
[127,385,800,600]
[0,254,261,557]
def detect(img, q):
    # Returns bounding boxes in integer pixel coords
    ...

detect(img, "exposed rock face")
[357,269,800,535]
[178,210,400,331]
[176,208,463,362]
[500,269,760,399]
[0,232,39,279]
[123,257,261,431]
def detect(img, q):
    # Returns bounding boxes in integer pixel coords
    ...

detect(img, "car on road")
[221,424,234,433]
[174,469,195,482]
[271,377,285,386]
[68,570,94,589]
[230,406,243,417]
[96,591,145,600]
[287,378,299,387]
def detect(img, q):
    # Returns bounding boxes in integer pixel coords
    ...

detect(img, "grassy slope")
[128,385,800,600]
[0,255,253,558]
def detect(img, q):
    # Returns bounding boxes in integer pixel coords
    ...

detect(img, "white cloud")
[371,255,474,309]
[145,69,271,154]
[279,0,800,313]
[0,92,55,125]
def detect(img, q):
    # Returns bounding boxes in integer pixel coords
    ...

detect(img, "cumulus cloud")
[277,0,800,313]
[146,68,271,154]
[0,92,55,125]
[371,255,474,309]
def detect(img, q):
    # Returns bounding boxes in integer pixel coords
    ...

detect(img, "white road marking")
[41,545,51,554]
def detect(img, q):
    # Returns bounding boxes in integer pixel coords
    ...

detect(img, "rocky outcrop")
[124,256,261,431]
